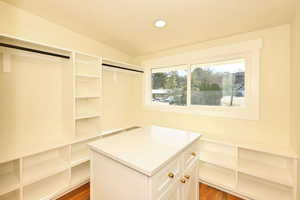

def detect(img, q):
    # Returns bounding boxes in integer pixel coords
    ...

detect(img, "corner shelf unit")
[197,138,298,200]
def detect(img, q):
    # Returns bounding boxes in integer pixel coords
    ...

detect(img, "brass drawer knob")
[184,175,191,179]
[191,152,197,156]
[168,172,175,178]
[180,178,186,183]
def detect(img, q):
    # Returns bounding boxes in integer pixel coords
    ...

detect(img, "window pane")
[191,59,245,107]
[152,67,187,106]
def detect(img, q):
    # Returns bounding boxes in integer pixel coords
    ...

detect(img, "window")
[150,59,245,107]
[191,59,245,107]
[151,66,187,106]
[144,39,261,119]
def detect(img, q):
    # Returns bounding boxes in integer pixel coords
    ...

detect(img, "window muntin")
[151,66,188,106]
[191,59,246,107]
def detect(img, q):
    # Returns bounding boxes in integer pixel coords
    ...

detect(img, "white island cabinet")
[88,126,201,200]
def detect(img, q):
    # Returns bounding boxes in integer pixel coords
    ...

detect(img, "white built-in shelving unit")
[197,137,298,200]
[0,128,138,200]
[0,34,141,200]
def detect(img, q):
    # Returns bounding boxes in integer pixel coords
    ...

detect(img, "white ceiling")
[2,0,296,56]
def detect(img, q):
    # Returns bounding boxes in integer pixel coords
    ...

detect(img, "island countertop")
[88,126,201,176]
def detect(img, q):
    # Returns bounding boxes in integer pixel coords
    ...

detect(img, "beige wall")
[138,25,291,147]
[291,2,300,198]
[102,69,143,131]
[0,1,133,63]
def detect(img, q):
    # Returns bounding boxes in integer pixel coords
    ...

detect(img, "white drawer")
[151,157,181,198]
[182,142,198,170]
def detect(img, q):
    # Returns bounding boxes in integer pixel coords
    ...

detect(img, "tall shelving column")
[73,52,102,140]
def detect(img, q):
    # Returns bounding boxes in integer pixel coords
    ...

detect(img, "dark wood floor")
[199,183,243,200]
[57,183,90,200]
[58,183,243,200]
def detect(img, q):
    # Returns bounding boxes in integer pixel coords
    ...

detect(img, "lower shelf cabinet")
[238,173,293,200]
[199,162,236,190]
[71,161,90,186]
[0,160,20,196]
[23,147,69,185]
[23,170,69,200]
[0,190,20,200]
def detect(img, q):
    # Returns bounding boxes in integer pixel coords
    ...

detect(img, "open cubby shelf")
[199,161,236,190]
[238,148,293,187]
[76,117,101,138]
[0,160,20,196]
[23,170,69,200]
[76,78,100,97]
[22,147,69,185]
[238,173,293,200]
[0,189,20,200]
[76,98,100,118]
[71,161,90,186]
[198,138,298,200]
[198,140,236,169]
[71,137,100,166]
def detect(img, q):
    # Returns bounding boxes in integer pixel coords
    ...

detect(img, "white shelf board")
[0,173,19,196]
[75,114,100,120]
[199,151,236,170]
[75,96,100,99]
[71,162,90,186]
[23,158,68,185]
[238,159,293,187]
[198,162,236,190]
[71,156,89,167]
[23,171,68,200]
[76,74,100,78]
[238,173,293,200]
[75,59,98,65]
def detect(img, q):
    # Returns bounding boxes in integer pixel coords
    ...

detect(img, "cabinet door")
[181,161,198,200]
[158,183,181,200]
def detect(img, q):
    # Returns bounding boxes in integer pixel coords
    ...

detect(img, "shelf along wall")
[197,138,298,200]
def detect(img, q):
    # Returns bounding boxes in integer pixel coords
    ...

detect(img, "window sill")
[144,104,259,120]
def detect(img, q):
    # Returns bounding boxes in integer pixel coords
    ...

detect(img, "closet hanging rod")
[102,63,144,73]
[0,43,70,59]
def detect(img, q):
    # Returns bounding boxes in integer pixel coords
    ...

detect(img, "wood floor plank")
[57,183,90,200]
[58,182,243,200]
[199,183,244,200]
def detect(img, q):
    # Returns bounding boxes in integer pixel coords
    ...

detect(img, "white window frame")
[143,39,262,120]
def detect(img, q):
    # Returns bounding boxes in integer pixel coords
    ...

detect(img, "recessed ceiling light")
[154,20,167,28]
